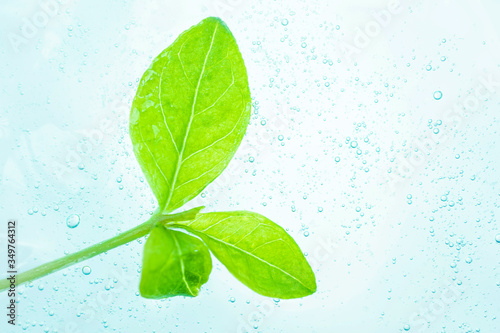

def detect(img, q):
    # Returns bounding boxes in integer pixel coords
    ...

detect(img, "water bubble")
[229,297,236,303]
[433,91,443,100]
[350,141,358,148]
[301,42,307,48]
[78,163,85,170]
[465,257,472,264]
[403,324,410,331]
[335,156,340,163]
[303,231,310,237]
[495,234,500,243]
[82,266,92,275]
[66,214,80,228]
[260,120,266,126]
[318,207,323,212]
[426,65,432,71]
[278,135,284,141]
[281,19,288,26]
[249,157,255,163]
[116,177,122,183]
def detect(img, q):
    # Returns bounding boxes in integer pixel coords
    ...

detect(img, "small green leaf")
[130,17,251,213]
[140,226,212,299]
[174,212,317,299]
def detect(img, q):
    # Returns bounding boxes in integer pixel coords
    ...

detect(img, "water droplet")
[350,141,358,148]
[281,19,288,26]
[66,214,80,228]
[303,231,310,237]
[77,163,85,170]
[260,120,266,126]
[249,157,255,163]
[278,135,284,141]
[116,177,122,183]
[495,234,500,243]
[82,266,91,275]
[403,324,410,331]
[426,65,432,71]
[433,91,443,100]
[465,257,472,264]
[335,156,340,163]
[229,297,236,303]
[301,42,307,48]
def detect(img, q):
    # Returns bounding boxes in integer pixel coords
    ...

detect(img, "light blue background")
[0,0,499,332]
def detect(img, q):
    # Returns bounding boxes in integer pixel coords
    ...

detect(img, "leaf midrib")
[195,231,314,293]
[171,232,194,295]
[164,22,220,212]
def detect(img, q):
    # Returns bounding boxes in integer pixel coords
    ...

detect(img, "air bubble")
[433,91,443,100]
[66,214,80,228]
[82,266,92,275]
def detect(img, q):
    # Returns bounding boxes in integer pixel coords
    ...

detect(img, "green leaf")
[130,17,251,213]
[174,212,317,299]
[139,226,212,299]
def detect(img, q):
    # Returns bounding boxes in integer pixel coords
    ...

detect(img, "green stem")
[0,206,204,292]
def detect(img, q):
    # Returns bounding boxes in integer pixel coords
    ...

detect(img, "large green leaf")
[173,212,317,299]
[130,17,251,213]
[140,226,212,299]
